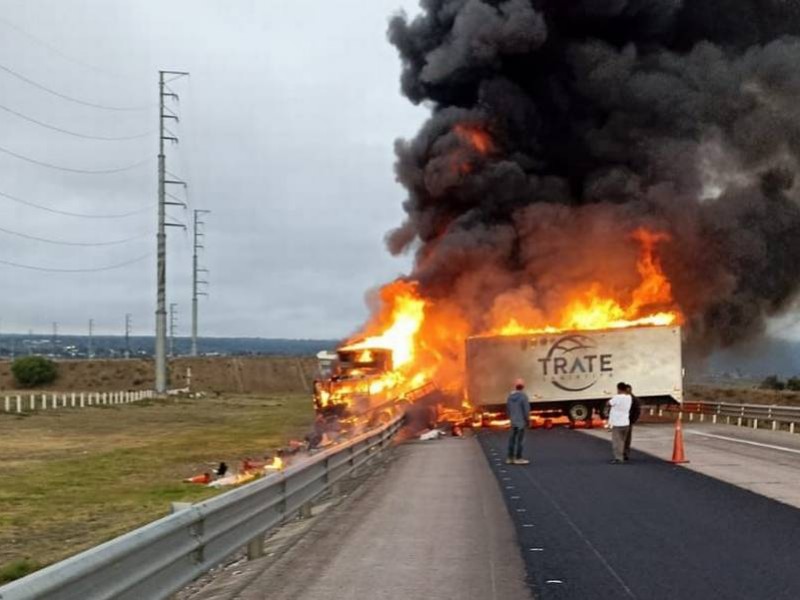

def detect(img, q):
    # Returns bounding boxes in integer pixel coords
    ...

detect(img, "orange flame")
[494,227,680,335]
[324,227,681,422]
[341,281,425,369]
[454,124,493,155]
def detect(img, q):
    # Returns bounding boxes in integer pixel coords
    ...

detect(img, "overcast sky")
[0,0,426,339]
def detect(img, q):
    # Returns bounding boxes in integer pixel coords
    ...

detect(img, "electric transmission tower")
[125,314,132,359]
[169,303,178,357]
[191,209,210,356]
[155,70,189,394]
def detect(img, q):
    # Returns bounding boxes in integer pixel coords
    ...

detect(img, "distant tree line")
[760,375,800,391]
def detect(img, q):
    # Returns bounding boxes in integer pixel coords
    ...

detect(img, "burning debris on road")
[316,1,800,429]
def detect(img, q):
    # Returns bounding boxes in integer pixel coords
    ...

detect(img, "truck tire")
[567,403,591,423]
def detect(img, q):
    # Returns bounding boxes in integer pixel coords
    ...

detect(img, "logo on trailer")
[536,335,613,392]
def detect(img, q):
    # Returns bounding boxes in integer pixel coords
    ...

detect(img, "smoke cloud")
[386,0,800,349]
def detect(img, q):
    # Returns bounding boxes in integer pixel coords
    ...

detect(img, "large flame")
[494,228,679,335]
[322,226,681,421]
[340,281,426,369]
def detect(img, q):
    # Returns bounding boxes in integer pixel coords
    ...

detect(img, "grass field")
[0,393,314,582]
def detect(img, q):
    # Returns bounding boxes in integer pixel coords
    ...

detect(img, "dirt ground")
[0,356,317,394]
[0,393,314,581]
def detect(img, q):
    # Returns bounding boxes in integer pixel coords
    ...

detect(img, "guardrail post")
[61,393,67,408]
[790,422,796,435]
[737,406,743,427]
[80,393,85,408]
[247,536,265,560]
[29,394,34,411]
[4,396,9,413]
[41,394,47,410]
[753,418,758,430]
[70,393,75,407]
[16,395,22,414]
[299,502,313,519]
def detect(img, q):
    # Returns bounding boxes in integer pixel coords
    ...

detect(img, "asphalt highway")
[479,428,800,600]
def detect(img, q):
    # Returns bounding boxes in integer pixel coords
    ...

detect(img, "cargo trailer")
[466,325,683,422]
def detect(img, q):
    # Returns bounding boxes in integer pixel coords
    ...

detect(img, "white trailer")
[466,325,683,422]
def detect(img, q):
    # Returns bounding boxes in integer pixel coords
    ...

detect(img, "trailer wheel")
[567,403,591,423]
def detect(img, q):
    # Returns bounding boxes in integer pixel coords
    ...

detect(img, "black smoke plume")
[386,0,800,349]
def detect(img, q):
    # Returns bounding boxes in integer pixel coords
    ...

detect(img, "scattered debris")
[419,428,446,441]
[184,473,211,485]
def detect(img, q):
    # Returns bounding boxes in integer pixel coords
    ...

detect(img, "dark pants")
[508,426,525,459]
[624,425,634,459]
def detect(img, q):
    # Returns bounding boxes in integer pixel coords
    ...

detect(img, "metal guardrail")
[0,415,404,600]
[659,401,800,433]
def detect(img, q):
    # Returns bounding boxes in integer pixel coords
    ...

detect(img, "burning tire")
[566,403,591,423]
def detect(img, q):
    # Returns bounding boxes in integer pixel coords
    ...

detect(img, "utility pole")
[88,319,94,358]
[169,303,178,357]
[125,314,132,359]
[155,69,189,394]
[52,322,58,356]
[192,209,210,356]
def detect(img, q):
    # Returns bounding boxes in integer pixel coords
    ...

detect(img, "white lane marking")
[523,523,534,528]
[510,495,521,500]
[687,431,800,455]
[546,580,564,584]
[518,468,636,598]
[529,548,544,552]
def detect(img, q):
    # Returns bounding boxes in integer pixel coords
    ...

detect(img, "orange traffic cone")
[670,416,689,464]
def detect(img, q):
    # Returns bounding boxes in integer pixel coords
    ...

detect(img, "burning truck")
[314,324,683,429]
[313,344,436,425]
[311,3,800,433]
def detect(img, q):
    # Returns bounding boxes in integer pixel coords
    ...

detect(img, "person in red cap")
[506,378,531,465]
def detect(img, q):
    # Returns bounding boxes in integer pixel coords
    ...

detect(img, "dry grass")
[687,384,800,406]
[0,393,313,581]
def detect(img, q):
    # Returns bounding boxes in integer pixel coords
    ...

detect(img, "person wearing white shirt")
[607,382,632,464]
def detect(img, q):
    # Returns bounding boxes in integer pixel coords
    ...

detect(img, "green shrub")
[11,356,58,388]
[0,558,39,583]
[787,377,800,391]
[760,375,785,391]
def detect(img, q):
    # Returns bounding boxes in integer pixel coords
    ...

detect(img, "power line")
[0,102,153,141]
[0,224,149,247]
[0,253,150,273]
[0,61,152,111]
[0,189,153,219]
[0,143,150,174]
[0,16,130,82]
